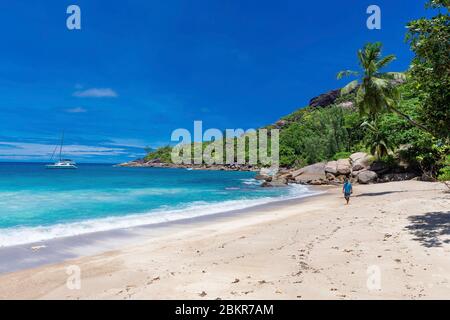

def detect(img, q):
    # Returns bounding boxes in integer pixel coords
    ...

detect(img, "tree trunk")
[390,106,435,136]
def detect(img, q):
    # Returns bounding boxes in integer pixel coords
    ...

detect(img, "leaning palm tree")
[337,42,430,132]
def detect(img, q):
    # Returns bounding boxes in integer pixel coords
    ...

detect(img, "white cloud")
[107,138,149,149]
[65,107,87,113]
[0,141,128,158]
[73,88,118,98]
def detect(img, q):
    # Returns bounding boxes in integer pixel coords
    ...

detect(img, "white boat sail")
[46,132,77,169]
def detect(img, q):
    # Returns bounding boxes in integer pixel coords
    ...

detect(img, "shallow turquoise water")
[0,163,313,246]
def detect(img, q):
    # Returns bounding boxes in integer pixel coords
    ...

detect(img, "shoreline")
[0,177,315,248]
[0,180,448,299]
[0,186,326,275]
[116,160,259,172]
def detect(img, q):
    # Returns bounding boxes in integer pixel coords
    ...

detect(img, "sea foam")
[0,184,318,247]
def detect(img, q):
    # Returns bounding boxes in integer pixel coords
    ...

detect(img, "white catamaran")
[46,132,77,169]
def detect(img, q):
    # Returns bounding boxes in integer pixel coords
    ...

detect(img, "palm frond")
[337,70,359,80]
[357,50,366,70]
[376,54,396,70]
[341,80,359,95]
[360,120,377,131]
[379,72,407,81]
[371,77,390,88]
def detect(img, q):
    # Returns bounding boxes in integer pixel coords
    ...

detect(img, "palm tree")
[337,42,431,133]
[361,120,393,159]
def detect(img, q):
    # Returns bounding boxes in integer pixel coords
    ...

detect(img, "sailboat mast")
[59,131,65,161]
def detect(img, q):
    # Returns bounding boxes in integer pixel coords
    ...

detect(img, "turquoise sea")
[0,163,314,247]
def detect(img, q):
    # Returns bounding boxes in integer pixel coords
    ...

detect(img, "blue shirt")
[343,182,352,194]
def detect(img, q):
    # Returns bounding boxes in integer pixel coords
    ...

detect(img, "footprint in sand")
[146,276,160,285]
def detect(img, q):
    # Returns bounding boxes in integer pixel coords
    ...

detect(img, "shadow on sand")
[355,190,406,197]
[405,211,450,248]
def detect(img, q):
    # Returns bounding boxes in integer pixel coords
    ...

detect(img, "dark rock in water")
[255,174,270,181]
[261,177,288,187]
[278,172,293,182]
[309,89,341,108]
[261,181,272,187]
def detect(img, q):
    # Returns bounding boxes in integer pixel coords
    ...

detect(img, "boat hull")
[45,165,77,169]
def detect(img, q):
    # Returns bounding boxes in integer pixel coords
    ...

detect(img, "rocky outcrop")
[336,158,352,175]
[291,162,327,185]
[123,150,418,187]
[261,177,288,187]
[274,150,419,186]
[324,155,368,183]
[324,158,352,181]
[368,161,389,174]
[350,152,373,171]
[338,101,354,109]
[324,161,338,175]
[258,168,288,187]
[309,89,341,108]
[357,170,378,184]
[275,120,288,128]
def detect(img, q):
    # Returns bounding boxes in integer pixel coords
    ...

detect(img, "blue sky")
[0,1,433,163]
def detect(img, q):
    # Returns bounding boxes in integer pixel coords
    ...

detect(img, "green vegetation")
[142,0,449,180]
[438,155,450,183]
[332,152,352,161]
[144,145,173,163]
[279,106,352,166]
[360,120,393,159]
[406,0,450,140]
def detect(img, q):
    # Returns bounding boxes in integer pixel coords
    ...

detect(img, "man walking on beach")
[343,178,353,205]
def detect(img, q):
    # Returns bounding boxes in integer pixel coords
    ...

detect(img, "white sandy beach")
[0,180,449,299]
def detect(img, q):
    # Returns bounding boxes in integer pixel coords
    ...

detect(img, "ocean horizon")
[0,162,315,247]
